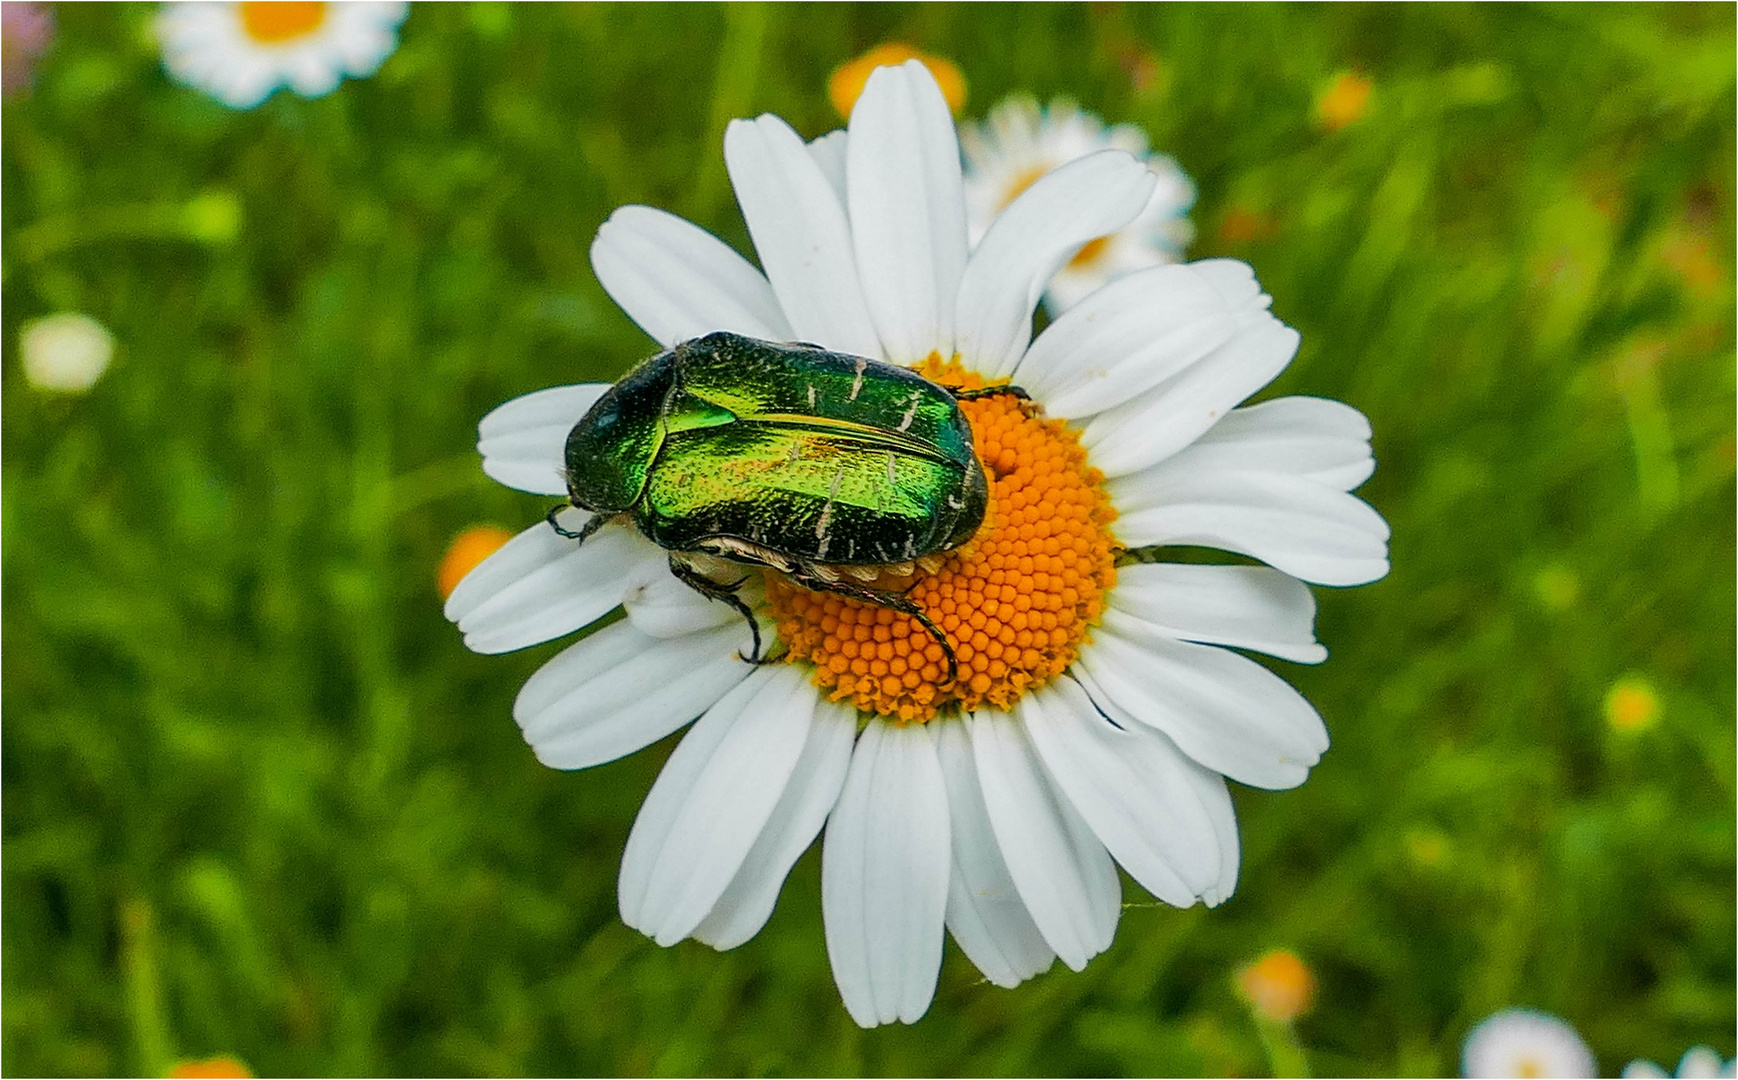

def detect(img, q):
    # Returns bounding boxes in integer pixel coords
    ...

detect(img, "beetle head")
[564,349,677,515]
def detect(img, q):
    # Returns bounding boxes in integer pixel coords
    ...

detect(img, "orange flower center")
[764,357,1119,723]
[238,1,327,44]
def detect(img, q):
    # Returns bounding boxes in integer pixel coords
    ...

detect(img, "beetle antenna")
[547,505,607,544]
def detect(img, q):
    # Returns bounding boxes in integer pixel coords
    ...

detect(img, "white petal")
[954,150,1156,379]
[1020,679,1223,907]
[968,708,1119,971]
[725,115,882,358]
[822,719,950,1027]
[1622,1064,1670,1080]
[591,205,793,347]
[846,60,969,364]
[934,720,1055,989]
[807,130,849,207]
[693,698,857,950]
[620,557,750,638]
[513,616,759,770]
[1107,466,1391,587]
[476,384,610,496]
[1192,765,1241,906]
[444,515,664,654]
[1074,628,1329,790]
[1014,262,1258,417]
[1082,313,1299,478]
[1182,396,1376,491]
[1109,563,1327,664]
[1680,1048,1729,1079]
[619,665,818,946]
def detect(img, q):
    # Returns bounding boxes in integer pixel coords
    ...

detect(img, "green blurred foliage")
[3,3,1732,1076]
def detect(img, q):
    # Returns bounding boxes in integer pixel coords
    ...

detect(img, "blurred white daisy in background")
[961,94,1196,313]
[20,312,114,394]
[449,61,1387,1027]
[1463,1009,1598,1078]
[1624,1046,1737,1079]
[158,1,406,110]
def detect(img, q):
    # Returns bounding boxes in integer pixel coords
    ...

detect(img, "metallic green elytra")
[555,331,1019,679]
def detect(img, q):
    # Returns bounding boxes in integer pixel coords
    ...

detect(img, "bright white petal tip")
[822,719,951,1027]
[619,666,819,947]
[476,384,609,496]
[591,205,792,347]
[444,514,663,654]
[1020,678,1232,908]
[955,150,1157,380]
[693,698,857,950]
[960,94,1197,314]
[1108,563,1328,664]
[513,616,759,770]
[968,707,1119,971]
[935,721,1055,988]
[847,60,969,364]
[1074,631,1328,791]
[725,114,882,358]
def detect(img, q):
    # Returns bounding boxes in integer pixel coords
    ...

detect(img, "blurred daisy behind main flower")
[158,1,406,109]
[1624,1047,1737,1079]
[448,61,1388,1027]
[1463,1009,1598,1079]
[961,94,1197,313]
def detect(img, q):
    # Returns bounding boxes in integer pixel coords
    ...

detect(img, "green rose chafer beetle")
[552,331,1022,682]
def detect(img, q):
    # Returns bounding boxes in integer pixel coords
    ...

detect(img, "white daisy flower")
[961,94,1196,314]
[20,312,114,393]
[1624,1047,1737,1079]
[447,60,1389,1028]
[1463,1009,1598,1078]
[158,1,407,110]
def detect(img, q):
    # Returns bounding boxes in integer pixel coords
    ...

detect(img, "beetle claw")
[547,505,608,544]
[949,383,1029,403]
[667,555,769,666]
[786,566,960,686]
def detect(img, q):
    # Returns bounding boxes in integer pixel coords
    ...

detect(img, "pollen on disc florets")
[764,356,1120,723]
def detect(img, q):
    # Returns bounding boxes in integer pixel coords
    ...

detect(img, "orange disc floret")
[764,357,1119,723]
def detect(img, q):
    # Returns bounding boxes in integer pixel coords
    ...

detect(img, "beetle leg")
[786,568,960,686]
[949,384,1029,403]
[667,556,770,665]
[547,505,608,544]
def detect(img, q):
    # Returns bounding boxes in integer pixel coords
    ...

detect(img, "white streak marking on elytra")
[807,383,817,409]
[815,465,845,540]
[849,357,867,401]
[885,451,896,485]
[897,390,921,432]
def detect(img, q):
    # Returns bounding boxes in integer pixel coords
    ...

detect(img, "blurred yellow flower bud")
[1532,565,1580,611]
[1604,675,1661,733]
[1237,948,1315,1023]
[1315,70,1373,132]
[439,525,515,601]
[167,1057,253,1079]
[829,43,966,119]
[20,312,115,393]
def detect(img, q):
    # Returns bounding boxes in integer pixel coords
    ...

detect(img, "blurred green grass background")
[4,3,1733,1076]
